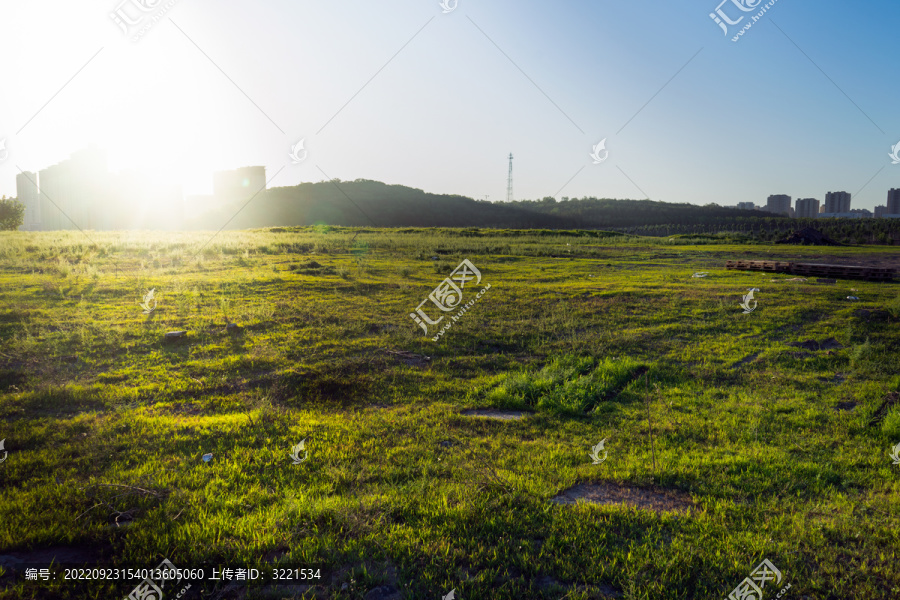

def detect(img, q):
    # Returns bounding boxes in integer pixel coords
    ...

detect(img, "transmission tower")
[506,153,514,202]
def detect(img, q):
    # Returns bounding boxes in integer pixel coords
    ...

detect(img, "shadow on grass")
[0,385,107,421]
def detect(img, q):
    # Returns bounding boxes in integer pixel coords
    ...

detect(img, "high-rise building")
[33,147,110,231]
[16,172,40,230]
[766,194,791,215]
[887,188,900,215]
[795,198,820,219]
[874,205,887,218]
[14,147,184,230]
[736,202,755,210]
[213,166,267,207]
[824,191,851,213]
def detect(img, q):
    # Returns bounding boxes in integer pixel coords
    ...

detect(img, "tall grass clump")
[474,354,646,416]
[851,338,888,375]
[886,293,900,320]
[882,409,900,440]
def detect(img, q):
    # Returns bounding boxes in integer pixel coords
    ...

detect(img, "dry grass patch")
[551,481,695,514]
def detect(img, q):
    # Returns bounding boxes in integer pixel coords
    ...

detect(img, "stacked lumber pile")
[725,260,895,282]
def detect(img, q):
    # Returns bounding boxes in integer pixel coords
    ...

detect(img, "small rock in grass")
[165,331,186,341]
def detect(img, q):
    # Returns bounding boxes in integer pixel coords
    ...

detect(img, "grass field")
[1,227,899,600]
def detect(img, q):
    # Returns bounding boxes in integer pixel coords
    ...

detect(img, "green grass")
[0,227,899,599]
[474,355,648,416]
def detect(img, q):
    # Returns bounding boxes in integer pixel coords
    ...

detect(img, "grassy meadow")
[1,227,899,599]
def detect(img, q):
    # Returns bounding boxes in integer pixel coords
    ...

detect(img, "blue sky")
[1,0,899,210]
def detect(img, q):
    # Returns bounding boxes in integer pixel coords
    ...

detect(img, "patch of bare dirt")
[869,392,900,426]
[551,481,695,514]
[788,338,843,352]
[782,254,900,270]
[461,408,530,420]
[363,585,401,600]
[730,353,760,369]
[776,227,841,246]
[854,309,892,321]
[0,543,113,571]
[381,349,431,368]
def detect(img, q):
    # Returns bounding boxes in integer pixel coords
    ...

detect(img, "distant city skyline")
[17,146,184,231]
[745,189,900,219]
[12,146,900,231]
[1,0,899,212]
[15,148,277,230]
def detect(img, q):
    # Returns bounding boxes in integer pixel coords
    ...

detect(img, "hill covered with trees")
[191,179,570,230]
[191,179,765,231]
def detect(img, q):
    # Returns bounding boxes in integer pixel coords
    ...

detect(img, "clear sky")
[1,0,899,210]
